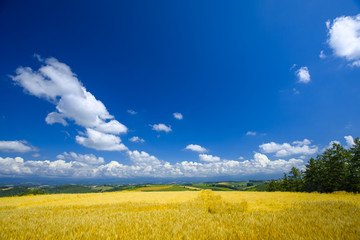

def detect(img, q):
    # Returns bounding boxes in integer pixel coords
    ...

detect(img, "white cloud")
[251,153,271,168]
[259,139,318,157]
[321,140,342,153]
[296,67,311,83]
[76,128,128,151]
[151,123,172,133]
[290,64,297,71]
[97,150,170,178]
[173,112,183,120]
[45,112,68,126]
[11,57,128,151]
[57,152,105,165]
[0,151,108,177]
[329,140,340,146]
[185,144,208,153]
[326,20,331,29]
[129,136,145,143]
[323,140,341,152]
[350,60,360,67]
[327,14,360,66]
[127,109,137,115]
[94,120,128,135]
[319,50,326,59]
[128,150,163,168]
[246,131,256,136]
[0,141,36,153]
[293,139,311,145]
[199,154,221,162]
[0,151,304,178]
[56,154,65,160]
[344,135,355,148]
[0,157,32,175]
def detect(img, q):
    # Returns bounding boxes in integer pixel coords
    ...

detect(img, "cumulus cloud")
[10,57,128,151]
[76,128,128,151]
[127,109,137,115]
[259,139,318,157]
[173,112,183,120]
[129,136,145,143]
[251,153,270,168]
[0,157,32,175]
[246,131,256,136]
[327,14,360,66]
[344,135,355,148]
[0,151,304,178]
[0,141,36,153]
[185,144,208,153]
[45,112,68,126]
[199,154,221,162]
[151,123,172,133]
[57,152,105,165]
[325,140,341,150]
[128,150,164,169]
[296,67,311,83]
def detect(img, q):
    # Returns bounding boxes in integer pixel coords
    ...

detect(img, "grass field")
[0,190,359,239]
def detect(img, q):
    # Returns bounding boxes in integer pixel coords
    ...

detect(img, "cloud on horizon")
[6,136,357,179]
[0,150,304,179]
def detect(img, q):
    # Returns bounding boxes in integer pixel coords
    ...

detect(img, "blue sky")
[0,0,359,182]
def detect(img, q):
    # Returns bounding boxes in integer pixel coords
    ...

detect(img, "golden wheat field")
[0,190,359,240]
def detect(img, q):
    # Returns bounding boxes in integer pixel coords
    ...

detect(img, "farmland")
[0,190,359,239]
[0,181,268,197]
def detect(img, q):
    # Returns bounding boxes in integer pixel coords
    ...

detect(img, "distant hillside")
[0,181,269,197]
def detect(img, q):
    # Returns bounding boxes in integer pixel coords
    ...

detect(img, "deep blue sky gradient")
[0,0,359,179]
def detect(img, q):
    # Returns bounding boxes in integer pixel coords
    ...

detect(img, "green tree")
[321,143,350,192]
[303,157,323,192]
[267,167,304,192]
[287,167,303,191]
[281,172,290,191]
[346,137,360,192]
[265,180,282,192]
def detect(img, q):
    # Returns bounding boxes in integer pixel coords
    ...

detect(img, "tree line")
[266,137,360,193]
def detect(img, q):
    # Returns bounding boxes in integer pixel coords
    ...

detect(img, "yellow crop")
[0,190,359,239]
[136,186,173,191]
